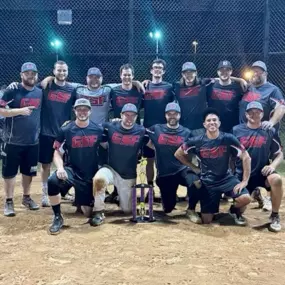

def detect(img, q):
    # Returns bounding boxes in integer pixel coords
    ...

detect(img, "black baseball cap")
[217,60,232,70]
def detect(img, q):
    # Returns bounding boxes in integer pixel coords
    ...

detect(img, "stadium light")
[50,39,63,61]
[192,40,198,54]
[243,70,253,81]
[149,30,162,59]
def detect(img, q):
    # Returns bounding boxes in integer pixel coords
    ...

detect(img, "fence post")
[128,0,134,64]
[263,0,270,64]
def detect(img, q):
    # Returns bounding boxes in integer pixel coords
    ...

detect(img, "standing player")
[175,108,251,225]
[143,59,174,186]
[40,61,77,207]
[233,101,283,232]
[207,60,244,132]
[47,98,104,234]
[92,104,147,216]
[146,103,201,222]
[0,62,42,216]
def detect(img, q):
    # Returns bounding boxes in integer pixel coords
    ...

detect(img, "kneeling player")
[175,108,251,225]
[147,102,201,222]
[48,99,104,235]
[93,104,147,216]
[233,101,283,232]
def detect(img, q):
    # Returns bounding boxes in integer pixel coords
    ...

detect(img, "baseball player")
[239,61,285,211]
[207,60,245,132]
[48,98,104,235]
[92,103,147,216]
[146,102,201,223]
[175,108,251,225]
[233,101,283,232]
[142,59,174,187]
[0,62,42,216]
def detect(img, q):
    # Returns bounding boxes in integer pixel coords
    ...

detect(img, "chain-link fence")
[0,0,285,141]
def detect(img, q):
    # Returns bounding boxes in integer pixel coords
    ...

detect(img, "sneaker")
[4,200,15,217]
[252,188,264,208]
[41,194,50,207]
[262,196,272,212]
[22,197,40,210]
[49,215,64,235]
[89,212,105,227]
[229,206,247,226]
[186,209,202,224]
[269,215,281,232]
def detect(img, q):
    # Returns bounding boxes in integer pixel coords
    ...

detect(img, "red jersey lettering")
[48,91,71,103]
[80,95,105,106]
[111,132,140,146]
[144,89,166,100]
[212,89,234,101]
[239,136,266,148]
[179,86,200,98]
[116,96,139,107]
[242,92,261,103]
[20,98,41,108]
[158,134,184,146]
[200,146,227,158]
[72,135,98,148]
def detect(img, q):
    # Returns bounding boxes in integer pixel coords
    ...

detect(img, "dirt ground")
[0,176,285,285]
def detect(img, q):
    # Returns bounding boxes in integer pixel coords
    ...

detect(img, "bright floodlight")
[149,31,161,39]
[192,40,198,46]
[51,39,62,48]
[243,70,253,81]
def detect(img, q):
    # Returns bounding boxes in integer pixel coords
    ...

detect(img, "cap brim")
[165,109,180,113]
[182,68,196,72]
[246,107,263,112]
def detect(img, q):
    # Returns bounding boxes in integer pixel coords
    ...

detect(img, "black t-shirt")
[182,132,244,186]
[147,124,191,177]
[103,122,146,179]
[75,85,111,125]
[143,81,174,128]
[54,121,104,181]
[41,81,77,137]
[0,84,42,145]
[207,81,243,132]
[239,82,285,124]
[233,124,282,178]
[173,80,208,130]
[110,85,143,119]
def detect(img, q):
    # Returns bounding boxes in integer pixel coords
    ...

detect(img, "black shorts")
[48,167,94,207]
[200,174,249,214]
[246,173,273,194]
[98,145,108,166]
[142,144,155,159]
[39,134,55,164]
[2,143,39,178]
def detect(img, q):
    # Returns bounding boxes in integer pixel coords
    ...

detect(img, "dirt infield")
[0,176,285,285]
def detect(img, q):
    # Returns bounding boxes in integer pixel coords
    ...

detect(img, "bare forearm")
[0,108,23,117]
[53,151,64,169]
[242,156,251,183]
[175,151,200,174]
[269,105,285,125]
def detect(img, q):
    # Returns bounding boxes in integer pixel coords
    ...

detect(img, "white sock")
[42,182,48,195]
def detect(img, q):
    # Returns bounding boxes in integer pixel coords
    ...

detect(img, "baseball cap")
[182,62,197,72]
[21,62,38,73]
[74,98,91,109]
[165,102,181,113]
[217,60,232,70]
[252,61,267,72]
[121,103,138,114]
[87,67,102,77]
[246,101,264,112]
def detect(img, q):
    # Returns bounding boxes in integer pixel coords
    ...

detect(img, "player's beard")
[252,75,264,86]
[55,74,67,82]
[167,118,179,127]
[122,119,135,129]
[88,81,101,89]
[22,78,36,87]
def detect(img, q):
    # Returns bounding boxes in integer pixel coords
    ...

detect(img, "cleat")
[49,215,64,235]
[251,188,264,208]
[4,200,15,217]
[22,197,39,210]
[89,212,105,227]
[229,205,247,226]
[186,209,202,224]
[269,215,281,232]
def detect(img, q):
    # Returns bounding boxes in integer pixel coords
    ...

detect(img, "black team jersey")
[0,84,42,145]
[233,124,282,178]
[103,122,146,179]
[147,124,191,177]
[54,121,104,181]
[143,82,174,128]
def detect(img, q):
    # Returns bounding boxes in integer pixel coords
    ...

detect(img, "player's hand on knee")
[233,181,247,194]
[261,121,274,130]
[56,168,68,180]
[261,165,275,176]
[7,82,19,89]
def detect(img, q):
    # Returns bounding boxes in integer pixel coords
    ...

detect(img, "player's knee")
[47,175,60,196]
[93,175,107,193]
[236,194,251,206]
[268,174,282,188]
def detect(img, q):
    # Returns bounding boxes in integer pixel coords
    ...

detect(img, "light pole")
[149,31,161,59]
[50,39,62,61]
[192,40,198,62]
